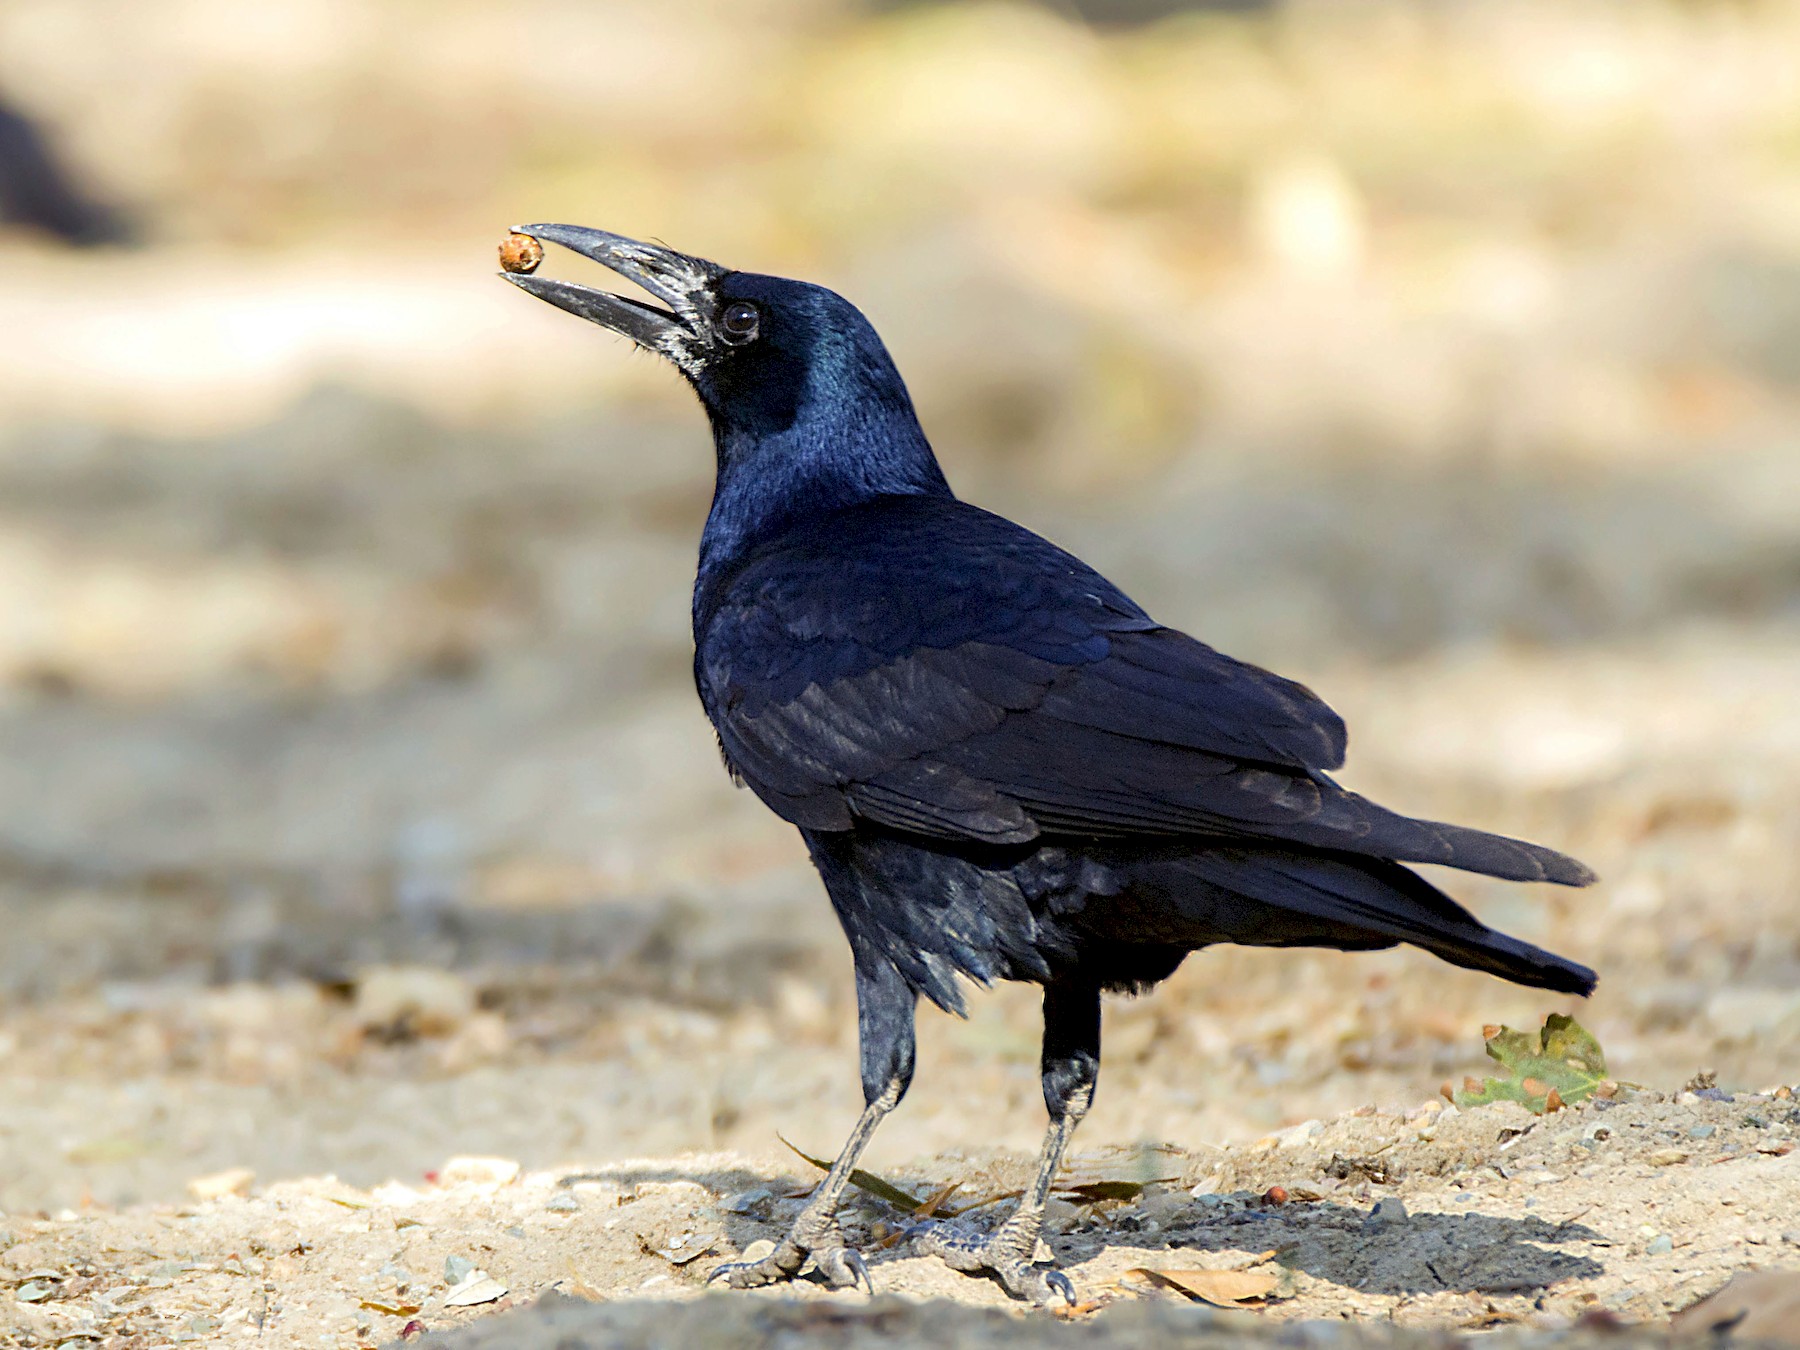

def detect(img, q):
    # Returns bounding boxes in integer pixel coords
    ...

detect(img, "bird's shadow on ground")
[574,1160,1607,1300]
[1089,1200,1606,1297]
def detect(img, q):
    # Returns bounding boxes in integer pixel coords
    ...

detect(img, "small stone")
[188,1314,222,1333]
[1646,1234,1674,1255]
[545,1192,580,1214]
[355,966,475,1037]
[443,1255,476,1286]
[187,1167,255,1201]
[724,1188,773,1216]
[1649,1149,1689,1167]
[1275,1119,1324,1150]
[16,1281,51,1302]
[1689,1124,1717,1139]
[438,1156,521,1189]
[444,1274,507,1307]
[1362,1198,1408,1233]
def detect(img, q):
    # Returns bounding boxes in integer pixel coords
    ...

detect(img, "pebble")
[437,1156,521,1189]
[1688,1124,1717,1138]
[355,964,477,1035]
[724,1188,774,1216]
[1647,1234,1674,1255]
[444,1274,507,1307]
[1275,1119,1324,1150]
[1362,1198,1408,1233]
[1648,1148,1689,1166]
[187,1166,255,1201]
[545,1191,581,1213]
[443,1254,476,1286]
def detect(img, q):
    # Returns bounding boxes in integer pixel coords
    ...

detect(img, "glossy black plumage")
[505,225,1598,1301]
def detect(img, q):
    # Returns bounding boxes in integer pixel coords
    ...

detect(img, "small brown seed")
[1263,1185,1289,1206]
[499,232,544,275]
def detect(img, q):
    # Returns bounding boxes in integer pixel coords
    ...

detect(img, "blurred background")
[0,0,1796,1214]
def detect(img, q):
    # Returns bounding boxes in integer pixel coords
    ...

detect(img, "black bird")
[503,224,1597,1303]
[0,99,133,247]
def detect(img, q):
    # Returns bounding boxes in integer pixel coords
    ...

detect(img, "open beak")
[501,223,723,354]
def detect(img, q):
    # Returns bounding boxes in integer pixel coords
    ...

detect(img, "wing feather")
[697,497,1592,887]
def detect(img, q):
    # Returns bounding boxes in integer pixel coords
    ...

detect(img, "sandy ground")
[4,1080,1798,1346]
[4,4,1800,1345]
[1,383,1797,1347]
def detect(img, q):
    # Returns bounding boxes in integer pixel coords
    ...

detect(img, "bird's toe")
[707,1236,807,1289]
[910,1220,1074,1305]
[812,1244,873,1294]
[708,1224,872,1293]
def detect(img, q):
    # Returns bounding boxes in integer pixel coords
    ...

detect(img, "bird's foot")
[910,1217,1076,1305]
[708,1210,872,1293]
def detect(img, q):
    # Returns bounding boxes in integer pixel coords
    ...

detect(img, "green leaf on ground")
[1453,1014,1609,1114]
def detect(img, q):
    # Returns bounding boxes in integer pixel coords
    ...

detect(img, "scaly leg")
[710,953,915,1291]
[913,974,1098,1304]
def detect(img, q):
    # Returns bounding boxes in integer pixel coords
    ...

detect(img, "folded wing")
[698,497,1592,887]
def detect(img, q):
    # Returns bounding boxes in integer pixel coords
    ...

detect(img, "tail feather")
[1164,848,1598,996]
[1321,785,1597,887]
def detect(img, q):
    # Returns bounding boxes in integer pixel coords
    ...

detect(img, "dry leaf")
[911,1181,961,1218]
[359,1300,423,1317]
[779,1133,966,1215]
[1125,1267,1279,1306]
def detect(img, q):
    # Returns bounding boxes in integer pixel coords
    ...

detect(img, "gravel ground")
[4,1082,1798,1347]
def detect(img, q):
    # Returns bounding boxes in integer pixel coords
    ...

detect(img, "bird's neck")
[694,404,951,616]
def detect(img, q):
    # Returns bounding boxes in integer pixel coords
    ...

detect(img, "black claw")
[1044,1269,1077,1306]
[843,1247,874,1296]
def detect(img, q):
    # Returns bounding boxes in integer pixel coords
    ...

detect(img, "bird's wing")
[698,498,1589,885]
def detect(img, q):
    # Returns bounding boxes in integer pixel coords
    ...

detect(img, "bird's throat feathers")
[695,306,952,586]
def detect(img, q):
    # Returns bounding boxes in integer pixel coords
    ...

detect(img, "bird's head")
[504,223,950,567]
[502,224,922,446]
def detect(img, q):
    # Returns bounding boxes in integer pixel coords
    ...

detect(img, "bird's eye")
[719,301,761,345]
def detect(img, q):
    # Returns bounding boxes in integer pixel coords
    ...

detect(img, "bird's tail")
[1157,848,1597,996]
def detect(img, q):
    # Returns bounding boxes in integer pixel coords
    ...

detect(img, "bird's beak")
[501,223,723,355]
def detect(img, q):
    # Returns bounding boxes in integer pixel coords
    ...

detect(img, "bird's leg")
[913,974,1098,1304]
[710,954,915,1292]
